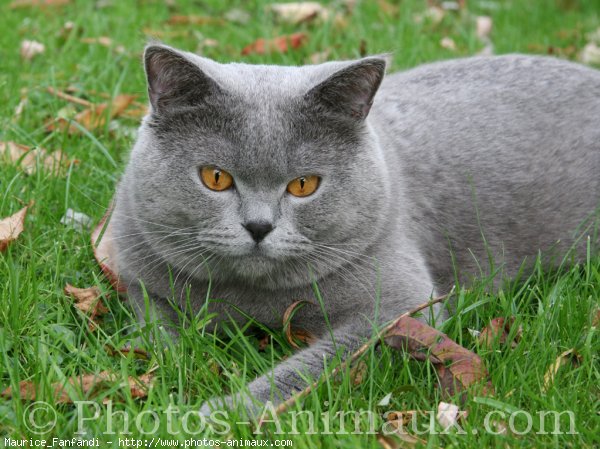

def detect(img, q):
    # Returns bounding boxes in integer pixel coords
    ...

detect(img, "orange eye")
[200,166,234,191]
[286,175,320,197]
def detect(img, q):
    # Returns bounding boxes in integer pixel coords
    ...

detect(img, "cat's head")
[122,44,391,289]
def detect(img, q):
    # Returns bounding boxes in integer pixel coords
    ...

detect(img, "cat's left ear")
[305,57,387,121]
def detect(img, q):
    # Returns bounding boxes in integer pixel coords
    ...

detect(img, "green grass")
[1,0,599,447]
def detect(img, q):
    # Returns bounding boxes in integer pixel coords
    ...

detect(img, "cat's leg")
[126,282,181,341]
[199,275,438,419]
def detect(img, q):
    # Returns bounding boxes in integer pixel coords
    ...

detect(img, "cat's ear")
[144,45,221,113]
[305,57,387,121]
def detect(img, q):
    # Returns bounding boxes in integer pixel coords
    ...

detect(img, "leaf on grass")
[379,411,430,448]
[413,6,445,25]
[478,316,522,349]
[80,36,125,54]
[166,15,223,26]
[349,360,367,386]
[542,349,582,392]
[476,16,493,40]
[440,37,457,51]
[307,49,331,64]
[105,345,150,360]
[47,94,137,134]
[592,306,600,327]
[91,202,126,293]
[282,300,317,349]
[377,0,400,17]
[1,141,73,176]
[580,42,600,65]
[0,204,31,252]
[1,371,154,403]
[10,0,70,8]
[436,401,466,430]
[64,284,108,330]
[268,2,330,25]
[20,40,45,61]
[242,33,307,56]
[384,316,493,398]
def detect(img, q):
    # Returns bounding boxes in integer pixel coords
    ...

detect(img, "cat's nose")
[243,221,274,243]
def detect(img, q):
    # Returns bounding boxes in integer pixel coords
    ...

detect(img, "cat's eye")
[287,175,320,197]
[200,166,234,191]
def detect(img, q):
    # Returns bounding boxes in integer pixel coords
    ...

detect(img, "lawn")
[1,0,599,447]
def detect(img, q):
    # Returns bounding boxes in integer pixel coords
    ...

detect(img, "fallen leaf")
[47,94,137,134]
[80,36,125,54]
[436,401,463,430]
[0,204,31,252]
[282,300,317,349]
[384,316,493,398]
[91,202,125,293]
[476,16,493,39]
[10,0,70,8]
[224,8,251,25]
[542,349,581,392]
[20,40,45,61]
[268,2,330,25]
[64,284,108,330]
[377,0,399,17]
[592,306,600,327]
[413,6,445,25]
[349,360,367,386]
[60,208,93,232]
[166,15,223,26]
[1,371,154,403]
[307,49,331,64]
[377,392,393,407]
[242,33,308,56]
[0,141,72,175]
[105,345,150,360]
[379,410,432,448]
[580,42,600,65]
[440,36,457,51]
[478,316,521,349]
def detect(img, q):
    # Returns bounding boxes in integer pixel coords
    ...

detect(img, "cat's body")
[112,46,600,415]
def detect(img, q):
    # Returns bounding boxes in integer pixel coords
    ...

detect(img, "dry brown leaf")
[385,316,493,398]
[105,345,150,360]
[91,202,126,293]
[242,33,308,56]
[282,300,317,349]
[0,204,31,252]
[377,0,400,17]
[64,284,108,330]
[268,2,330,25]
[592,306,600,327]
[48,94,136,134]
[478,316,522,349]
[349,360,367,386]
[379,410,430,448]
[543,348,582,392]
[20,40,45,61]
[10,0,69,8]
[166,15,223,26]
[80,36,125,53]
[1,371,154,403]
[0,141,72,175]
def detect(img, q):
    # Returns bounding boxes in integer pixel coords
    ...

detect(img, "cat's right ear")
[144,45,221,114]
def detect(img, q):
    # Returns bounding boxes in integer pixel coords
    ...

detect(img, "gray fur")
[111,44,600,417]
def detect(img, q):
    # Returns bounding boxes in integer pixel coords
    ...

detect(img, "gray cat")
[111,44,600,417]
